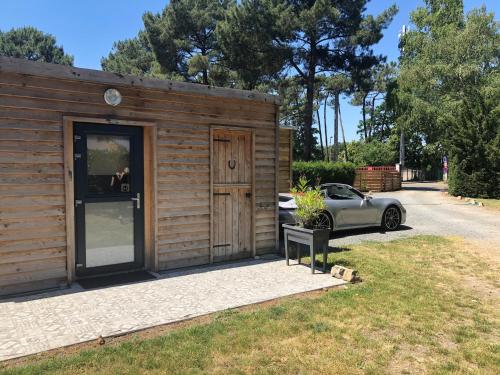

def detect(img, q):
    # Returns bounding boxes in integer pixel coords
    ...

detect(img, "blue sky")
[1,1,498,142]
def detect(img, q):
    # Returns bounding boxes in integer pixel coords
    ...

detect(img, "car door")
[327,185,377,227]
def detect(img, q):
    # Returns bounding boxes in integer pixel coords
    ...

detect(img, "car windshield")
[325,185,363,200]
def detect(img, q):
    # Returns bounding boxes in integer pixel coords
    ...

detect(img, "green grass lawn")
[2,236,499,375]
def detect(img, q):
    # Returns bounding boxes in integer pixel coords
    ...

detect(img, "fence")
[353,166,401,192]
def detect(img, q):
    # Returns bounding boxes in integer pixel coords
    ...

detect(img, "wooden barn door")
[212,129,253,262]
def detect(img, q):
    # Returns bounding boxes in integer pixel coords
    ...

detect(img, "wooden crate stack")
[353,166,401,192]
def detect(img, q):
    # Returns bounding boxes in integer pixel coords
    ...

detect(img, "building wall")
[0,62,278,295]
[278,128,293,193]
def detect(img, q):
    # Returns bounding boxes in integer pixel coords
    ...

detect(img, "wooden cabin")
[0,57,282,296]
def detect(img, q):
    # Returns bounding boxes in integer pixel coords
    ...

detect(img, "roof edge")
[0,56,282,105]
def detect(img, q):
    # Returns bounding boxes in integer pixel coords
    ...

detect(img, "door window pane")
[85,201,134,267]
[87,135,130,194]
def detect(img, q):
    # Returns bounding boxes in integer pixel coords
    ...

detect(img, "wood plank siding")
[353,167,402,192]
[0,57,280,295]
[278,128,293,193]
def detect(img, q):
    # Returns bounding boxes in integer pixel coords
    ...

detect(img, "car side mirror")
[364,195,373,201]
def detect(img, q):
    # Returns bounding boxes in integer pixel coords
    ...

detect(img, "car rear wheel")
[314,211,333,231]
[381,206,401,231]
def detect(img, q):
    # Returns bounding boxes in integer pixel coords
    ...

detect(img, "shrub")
[292,161,356,186]
[346,140,398,167]
[448,157,500,198]
[446,92,500,198]
[290,177,326,229]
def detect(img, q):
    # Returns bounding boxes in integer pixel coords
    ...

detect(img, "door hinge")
[74,135,81,142]
[75,200,83,207]
[74,153,81,160]
[76,263,83,268]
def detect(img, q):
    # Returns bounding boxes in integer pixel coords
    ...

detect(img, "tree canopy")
[217,0,397,160]
[101,31,164,78]
[143,0,234,85]
[0,26,73,65]
[342,140,397,167]
[397,0,499,197]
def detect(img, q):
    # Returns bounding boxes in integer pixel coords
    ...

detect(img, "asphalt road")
[330,181,500,248]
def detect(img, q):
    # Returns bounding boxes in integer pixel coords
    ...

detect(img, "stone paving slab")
[0,257,345,361]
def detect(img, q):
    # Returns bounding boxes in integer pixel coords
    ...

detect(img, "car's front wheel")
[314,211,333,231]
[381,206,401,231]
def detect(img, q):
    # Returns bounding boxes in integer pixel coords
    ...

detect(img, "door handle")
[131,193,141,209]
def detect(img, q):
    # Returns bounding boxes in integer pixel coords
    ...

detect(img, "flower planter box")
[283,224,330,274]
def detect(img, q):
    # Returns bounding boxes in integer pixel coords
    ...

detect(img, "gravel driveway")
[331,182,500,248]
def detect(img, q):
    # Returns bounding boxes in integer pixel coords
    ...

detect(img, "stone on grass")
[331,265,360,282]
[331,265,346,279]
[342,268,360,282]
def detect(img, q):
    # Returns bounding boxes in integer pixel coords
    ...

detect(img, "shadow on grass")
[330,225,413,239]
[312,257,355,272]
[284,244,355,272]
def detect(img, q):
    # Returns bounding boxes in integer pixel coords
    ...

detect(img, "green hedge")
[292,161,356,187]
[448,157,500,198]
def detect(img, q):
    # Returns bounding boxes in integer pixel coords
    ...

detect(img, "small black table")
[283,224,330,274]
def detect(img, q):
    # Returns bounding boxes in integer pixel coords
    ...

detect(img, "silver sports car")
[279,183,406,232]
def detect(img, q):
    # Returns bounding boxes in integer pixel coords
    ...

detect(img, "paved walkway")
[0,257,345,361]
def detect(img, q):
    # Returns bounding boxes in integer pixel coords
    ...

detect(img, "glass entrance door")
[74,123,144,276]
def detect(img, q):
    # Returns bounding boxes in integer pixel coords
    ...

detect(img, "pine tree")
[0,26,73,65]
[218,0,397,160]
[143,0,233,85]
[101,31,164,78]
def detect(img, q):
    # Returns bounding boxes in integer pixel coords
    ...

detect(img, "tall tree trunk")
[339,103,348,162]
[302,43,317,161]
[333,92,339,161]
[316,108,324,159]
[201,48,209,85]
[362,93,368,141]
[202,69,208,85]
[303,76,315,160]
[369,93,378,140]
[323,94,329,161]
[381,102,388,141]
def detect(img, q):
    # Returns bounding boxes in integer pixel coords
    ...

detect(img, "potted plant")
[283,177,330,273]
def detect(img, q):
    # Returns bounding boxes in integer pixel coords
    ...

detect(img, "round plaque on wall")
[103,88,122,106]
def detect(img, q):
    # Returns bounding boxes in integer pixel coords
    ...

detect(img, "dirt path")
[331,182,500,262]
